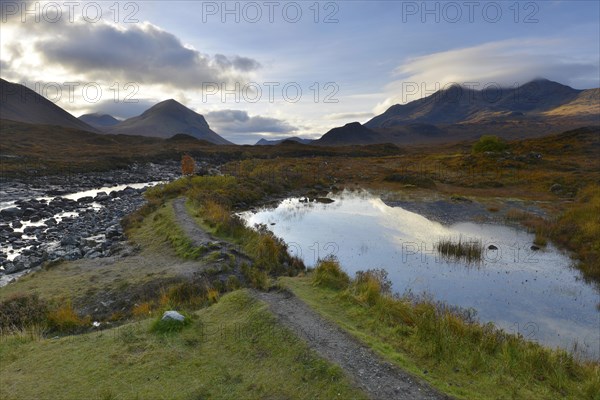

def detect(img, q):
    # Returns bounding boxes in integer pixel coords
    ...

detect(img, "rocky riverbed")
[0,162,185,284]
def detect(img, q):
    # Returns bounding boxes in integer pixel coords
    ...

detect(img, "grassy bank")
[282,259,600,400]
[0,290,363,400]
[140,175,600,398]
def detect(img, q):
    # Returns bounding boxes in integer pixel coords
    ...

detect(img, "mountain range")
[0,79,99,133]
[255,137,313,146]
[0,79,231,145]
[99,99,231,144]
[318,79,599,145]
[79,113,120,129]
[1,78,598,147]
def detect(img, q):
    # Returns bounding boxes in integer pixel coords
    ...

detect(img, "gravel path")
[173,196,452,400]
[253,289,452,400]
[172,197,214,246]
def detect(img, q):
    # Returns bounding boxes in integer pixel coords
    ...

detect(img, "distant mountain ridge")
[255,137,313,146]
[106,99,232,145]
[0,78,98,132]
[365,79,586,129]
[318,79,599,146]
[79,113,120,129]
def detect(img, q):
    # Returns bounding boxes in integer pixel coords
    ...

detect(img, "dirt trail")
[172,197,451,400]
[172,198,251,264]
[254,290,452,400]
[172,197,218,247]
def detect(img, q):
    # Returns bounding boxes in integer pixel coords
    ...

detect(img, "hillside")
[78,113,120,129]
[307,79,600,146]
[315,122,389,146]
[365,79,586,129]
[0,79,98,132]
[107,99,232,145]
[256,137,313,145]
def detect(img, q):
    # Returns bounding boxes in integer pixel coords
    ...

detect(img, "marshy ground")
[1,128,599,399]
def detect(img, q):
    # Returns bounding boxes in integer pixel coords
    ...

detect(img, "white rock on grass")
[161,310,185,322]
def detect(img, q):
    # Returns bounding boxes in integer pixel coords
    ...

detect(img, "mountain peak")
[107,99,232,144]
[0,79,98,132]
[78,113,120,128]
[315,122,385,146]
[143,99,189,115]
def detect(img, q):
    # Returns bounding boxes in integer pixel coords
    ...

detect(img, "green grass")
[139,201,206,260]
[279,260,600,400]
[0,290,365,400]
[149,312,192,334]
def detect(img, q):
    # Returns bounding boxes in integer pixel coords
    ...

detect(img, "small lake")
[241,190,600,360]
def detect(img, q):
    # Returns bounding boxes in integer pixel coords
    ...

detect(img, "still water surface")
[241,190,600,360]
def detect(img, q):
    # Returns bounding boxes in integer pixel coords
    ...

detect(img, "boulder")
[1,207,23,218]
[161,310,185,322]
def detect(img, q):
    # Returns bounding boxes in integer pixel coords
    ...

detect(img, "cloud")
[28,21,260,90]
[374,38,600,113]
[204,109,300,144]
[82,99,158,120]
[324,112,374,121]
[205,109,297,134]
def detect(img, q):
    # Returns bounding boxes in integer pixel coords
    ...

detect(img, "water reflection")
[241,190,600,360]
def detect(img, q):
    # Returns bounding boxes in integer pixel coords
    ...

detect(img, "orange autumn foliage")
[181,154,195,176]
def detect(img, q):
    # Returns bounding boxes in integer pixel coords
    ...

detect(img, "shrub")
[132,302,153,319]
[472,135,509,153]
[206,289,220,303]
[312,257,350,290]
[47,300,90,333]
[226,275,241,291]
[0,293,48,332]
[383,173,436,188]
[341,269,395,309]
[164,281,209,307]
[241,263,270,290]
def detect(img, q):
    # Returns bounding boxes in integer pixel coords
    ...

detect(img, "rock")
[106,227,121,239]
[530,245,540,251]
[314,197,335,204]
[161,310,185,322]
[60,235,79,246]
[22,208,36,217]
[1,207,23,218]
[550,183,563,194]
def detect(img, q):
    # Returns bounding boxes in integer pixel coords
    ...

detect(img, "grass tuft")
[312,257,351,290]
[47,299,90,333]
[436,235,483,263]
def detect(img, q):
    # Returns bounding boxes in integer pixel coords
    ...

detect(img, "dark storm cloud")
[206,109,297,134]
[33,22,261,90]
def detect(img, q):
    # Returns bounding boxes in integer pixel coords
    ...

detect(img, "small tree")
[181,154,195,176]
[472,135,508,154]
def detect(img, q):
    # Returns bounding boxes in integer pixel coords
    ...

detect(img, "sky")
[1,0,599,144]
